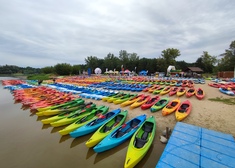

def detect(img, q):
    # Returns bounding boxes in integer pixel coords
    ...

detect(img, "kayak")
[41,99,85,116]
[124,116,156,168]
[195,88,205,100]
[140,96,160,110]
[93,114,146,153]
[107,92,127,103]
[159,86,171,95]
[130,95,151,109]
[169,87,179,96]
[181,80,188,87]
[162,98,181,116]
[50,103,97,127]
[150,97,169,112]
[219,87,235,96]
[152,86,165,94]
[120,94,145,107]
[188,80,194,88]
[148,85,160,93]
[59,106,109,135]
[41,102,94,124]
[70,108,121,138]
[175,100,192,121]
[36,98,81,112]
[85,110,128,148]
[186,87,196,98]
[102,92,119,102]
[113,94,137,105]
[176,87,186,97]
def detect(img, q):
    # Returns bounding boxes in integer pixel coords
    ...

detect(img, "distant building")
[184,67,203,77]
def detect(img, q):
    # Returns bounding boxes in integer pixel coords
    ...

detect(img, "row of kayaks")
[37,102,156,168]
[101,87,205,103]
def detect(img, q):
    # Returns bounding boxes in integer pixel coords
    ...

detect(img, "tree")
[71,65,81,75]
[196,51,217,73]
[218,40,235,71]
[161,48,181,65]
[54,63,72,75]
[85,56,100,73]
[175,61,188,71]
[103,53,120,71]
[41,66,54,74]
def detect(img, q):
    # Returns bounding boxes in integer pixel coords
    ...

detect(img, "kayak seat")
[115,115,123,123]
[115,120,140,138]
[135,137,147,148]
[103,125,113,132]
[115,130,126,138]
[141,124,153,140]
[106,112,114,119]
[103,118,117,133]
[171,102,178,106]
[198,90,203,94]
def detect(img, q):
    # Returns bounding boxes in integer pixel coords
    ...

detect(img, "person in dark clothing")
[38,80,43,85]
[53,78,56,83]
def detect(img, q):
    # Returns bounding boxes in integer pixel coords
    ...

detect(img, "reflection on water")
[51,126,66,133]
[70,134,92,148]
[21,105,30,110]
[94,140,129,164]
[36,116,48,121]
[59,134,71,143]
[41,124,51,129]
[86,147,96,159]
[0,78,165,168]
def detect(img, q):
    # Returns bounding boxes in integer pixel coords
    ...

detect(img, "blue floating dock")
[156,122,235,168]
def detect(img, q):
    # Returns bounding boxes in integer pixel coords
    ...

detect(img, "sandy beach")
[0,77,234,168]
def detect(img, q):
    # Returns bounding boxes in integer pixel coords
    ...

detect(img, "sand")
[0,77,234,168]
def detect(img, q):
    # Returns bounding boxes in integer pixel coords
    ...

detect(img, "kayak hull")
[124,116,156,168]
[162,98,181,116]
[175,100,192,121]
[70,108,121,138]
[93,114,147,153]
[85,110,128,148]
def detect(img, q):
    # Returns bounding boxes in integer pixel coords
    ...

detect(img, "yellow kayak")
[124,116,156,168]
[41,102,94,124]
[162,98,181,116]
[120,94,144,107]
[176,87,186,97]
[50,103,96,127]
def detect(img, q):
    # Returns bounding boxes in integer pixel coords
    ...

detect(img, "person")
[53,78,56,83]
[38,80,43,85]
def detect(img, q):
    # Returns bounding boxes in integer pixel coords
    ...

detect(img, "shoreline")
[0,77,235,168]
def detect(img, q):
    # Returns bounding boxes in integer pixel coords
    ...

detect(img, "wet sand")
[0,78,235,168]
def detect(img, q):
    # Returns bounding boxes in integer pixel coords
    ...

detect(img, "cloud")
[0,0,235,68]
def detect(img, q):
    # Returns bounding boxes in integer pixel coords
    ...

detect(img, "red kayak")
[169,87,179,96]
[186,87,196,98]
[141,95,160,110]
[195,88,205,100]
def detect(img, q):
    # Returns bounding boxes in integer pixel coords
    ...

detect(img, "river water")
[0,77,166,168]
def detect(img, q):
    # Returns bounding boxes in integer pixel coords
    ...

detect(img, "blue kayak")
[219,87,235,96]
[93,114,146,153]
[70,108,121,138]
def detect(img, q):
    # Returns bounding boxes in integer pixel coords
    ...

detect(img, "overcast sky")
[1,0,235,68]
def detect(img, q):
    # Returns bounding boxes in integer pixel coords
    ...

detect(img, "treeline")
[1,40,234,76]
[0,65,41,75]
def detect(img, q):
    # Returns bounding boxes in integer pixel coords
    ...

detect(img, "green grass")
[27,74,51,80]
[208,97,235,105]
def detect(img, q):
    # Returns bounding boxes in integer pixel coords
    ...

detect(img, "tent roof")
[185,67,203,72]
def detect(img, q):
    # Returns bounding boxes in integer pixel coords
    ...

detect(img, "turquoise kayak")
[93,114,146,153]
[70,108,121,138]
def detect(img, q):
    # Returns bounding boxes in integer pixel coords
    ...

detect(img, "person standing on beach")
[38,80,43,85]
